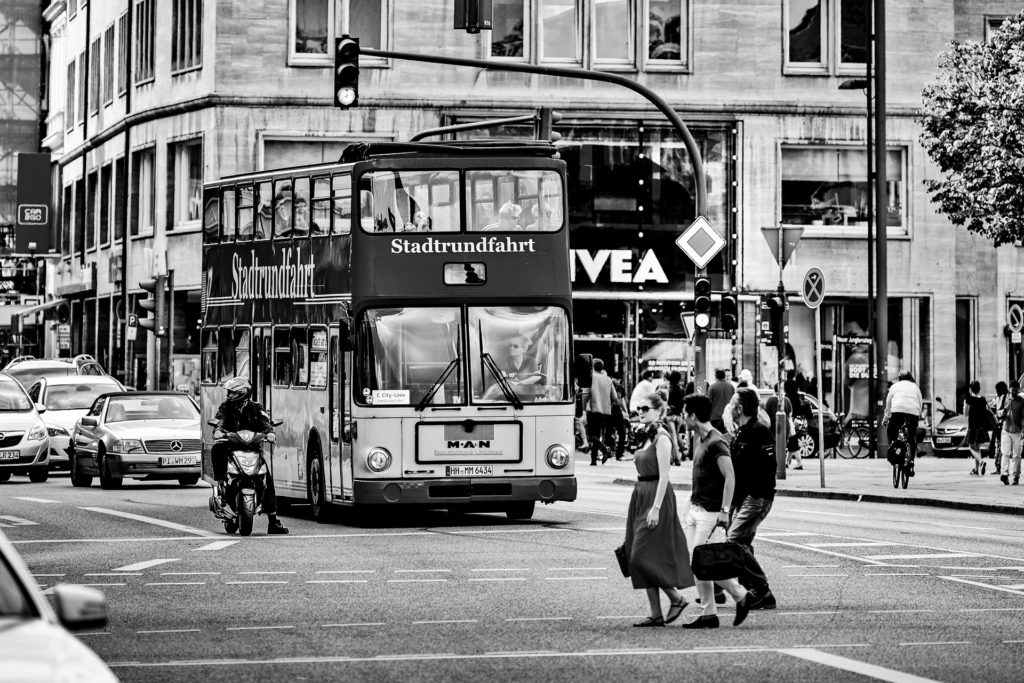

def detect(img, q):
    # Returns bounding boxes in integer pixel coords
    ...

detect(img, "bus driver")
[499,334,540,383]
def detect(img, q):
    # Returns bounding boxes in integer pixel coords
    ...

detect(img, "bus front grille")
[428,483,513,498]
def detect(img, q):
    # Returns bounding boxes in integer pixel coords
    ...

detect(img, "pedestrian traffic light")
[138,276,166,337]
[334,36,359,108]
[721,293,738,330]
[694,277,712,331]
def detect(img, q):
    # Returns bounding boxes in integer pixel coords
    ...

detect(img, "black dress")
[623,427,696,590]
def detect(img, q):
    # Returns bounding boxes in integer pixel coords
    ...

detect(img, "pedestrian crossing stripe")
[0,516,38,527]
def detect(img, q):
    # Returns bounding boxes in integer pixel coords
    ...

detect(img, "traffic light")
[454,0,493,34]
[721,293,738,330]
[694,277,712,332]
[535,108,562,143]
[138,276,166,337]
[334,36,359,108]
[765,293,787,346]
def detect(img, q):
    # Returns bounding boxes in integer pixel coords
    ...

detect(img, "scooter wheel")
[224,520,239,534]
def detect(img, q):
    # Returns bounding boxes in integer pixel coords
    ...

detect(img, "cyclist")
[882,371,923,476]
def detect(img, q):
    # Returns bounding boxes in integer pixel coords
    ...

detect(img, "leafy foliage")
[920,12,1024,246]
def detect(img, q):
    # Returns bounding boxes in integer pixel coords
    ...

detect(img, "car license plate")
[935,437,951,445]
[446,465,492,477]
[160,455,198,467]
[0,450,19,461]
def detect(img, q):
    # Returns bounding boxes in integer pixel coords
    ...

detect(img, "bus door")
[329,325,353,499]
[251,326,273,473]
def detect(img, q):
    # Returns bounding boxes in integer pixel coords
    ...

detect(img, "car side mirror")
[35,403,46,414]
[81,417,98,427]
[51,585,107,631]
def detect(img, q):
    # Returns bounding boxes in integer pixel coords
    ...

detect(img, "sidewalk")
[575,451,1024,515]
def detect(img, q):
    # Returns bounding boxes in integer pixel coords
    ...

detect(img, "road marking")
[898,641,971,647]
[1003,584,1024,589]
[86,573,143,577]
[865,553,979,561]
[939,576,1024,596]
[145,582,206,586]
[774,611,841,616]
[469,578,528,582]
[386,579,448,583]
[411,620,477,625]
[548,567,607,571]
[756,537,888,566]
[32,573,65,577]
[757,531,818,537]
[808,542,894,548]
[507,617,572,622]
[787,574,848,578]
[114,559,179,572]
[0,516,38,527]
[1003,640,1024,643]
[866,573,929,576]
[545,576,607,581]
[471,568,529,572]
[788,509,858,518]
[195,540,239,551]
[938,566,996,570]
[323,622,385,628]
[226,581,289,585]
[446,529,569,535]
[782,565,840,568]
[226,625,295,631]
[960,607,1024,612]
[780,648,940,682]
[594,615,642,620]
[138,629,201,634]
[162,572,220,576]
[77,632,111,637]
[306,580,368,584]
[316,570,375,574]
[81,507,218,538]
[394,569,451,573]
[239,571,296,575]
[82,583,126,587]
[867,610,935,614]
[12,496,59,503]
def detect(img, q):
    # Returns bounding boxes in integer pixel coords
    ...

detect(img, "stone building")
[40,0,1024,413]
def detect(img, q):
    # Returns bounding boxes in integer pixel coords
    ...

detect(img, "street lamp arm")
[362,48,708,217]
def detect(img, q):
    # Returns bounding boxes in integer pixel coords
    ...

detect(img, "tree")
[920,11,1024,246]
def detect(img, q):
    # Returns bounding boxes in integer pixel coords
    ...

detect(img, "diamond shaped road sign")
[676,216,726,269]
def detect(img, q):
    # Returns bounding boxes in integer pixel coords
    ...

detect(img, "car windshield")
[0,383,32,412]
[5,366,70,386]
[44,382,120,411]
[0,555,36,619]
[105,395,198,422]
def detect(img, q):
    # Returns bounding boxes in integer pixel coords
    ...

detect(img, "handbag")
[983,407,998,432]
[614,544,630,577]
[691,527,745,582]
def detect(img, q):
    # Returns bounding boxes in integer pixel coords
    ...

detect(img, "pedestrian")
[629,369,658,414]
[1000,380,1024,485]
[964,380,990,475]
[766,381,804,470]
[727,388,778,610]
[882,371,924,476]
[680,393,753,629]
[665,370,685,465]
[586,358,619,465]
[991,381,1010,475]
[623,392,695,627]
[609,373,629,460]
[708,368,735,434]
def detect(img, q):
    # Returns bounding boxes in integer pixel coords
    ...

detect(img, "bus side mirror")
[574,353,593,389]
[339,319,353,352]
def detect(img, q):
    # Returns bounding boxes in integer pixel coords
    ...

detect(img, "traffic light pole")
[775,227,788,480]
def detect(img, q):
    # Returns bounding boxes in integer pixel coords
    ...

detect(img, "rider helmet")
[223,377,251,404]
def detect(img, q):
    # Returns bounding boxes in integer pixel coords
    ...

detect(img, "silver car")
[26,375,125,471]
[70,392,202,489]
[0,375,50,483]
[2,356,107,390]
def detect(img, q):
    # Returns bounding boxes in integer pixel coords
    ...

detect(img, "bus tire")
[505,501,535,520]
[307,443,329,524]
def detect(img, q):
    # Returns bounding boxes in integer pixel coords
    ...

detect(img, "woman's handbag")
[691,527,745,582]
[614,544,630,577]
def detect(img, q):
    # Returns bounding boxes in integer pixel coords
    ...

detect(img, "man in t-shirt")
[1000,380,1024,485]
[585,358,619,465]
[680,394,752,630]
[708,369,735,433]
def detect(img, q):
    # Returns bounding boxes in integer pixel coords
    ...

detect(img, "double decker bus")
[200,141,577,520]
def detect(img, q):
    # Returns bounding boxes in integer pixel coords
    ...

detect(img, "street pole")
[816,305,826,487]
[775,230,787,480]
[866,0,877,457]
[874,0,889,454]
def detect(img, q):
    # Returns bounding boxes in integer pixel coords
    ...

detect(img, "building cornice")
[43,1,66,23]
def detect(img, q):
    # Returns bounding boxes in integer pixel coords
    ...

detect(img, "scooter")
[207,419,282,536]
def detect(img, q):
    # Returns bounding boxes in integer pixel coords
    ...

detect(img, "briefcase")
[614,544,630,577]
[691,530,744,581]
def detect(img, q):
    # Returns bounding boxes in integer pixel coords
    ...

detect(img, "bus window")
[358,170,460,233]
[256,181,272,240]
[202,330,218,383]
[218,327,237,380]
[293,177,310,237]
[234,328,251,379]
[356,307,463,407]
[467,170,564,232]
[468,306,570,404]
[203,190,219,244]
[292,327,309,387]
[274,327,291,386]
[309,328,328,390]
[273,180,293,238]
[221,187,237,242]
[311,176,330,235]
[332,174,351,234]
[237,185,254,241]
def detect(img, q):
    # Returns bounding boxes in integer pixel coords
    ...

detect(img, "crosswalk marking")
[114,558,179,572]
[12,497,59,503]
[195,540,239,552]
[865,553,979,561]
[0,515,38,527]
[808,542,893,548]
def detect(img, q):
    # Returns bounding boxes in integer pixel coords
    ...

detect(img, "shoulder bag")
[690,527,745,582]
[614,544,630,577]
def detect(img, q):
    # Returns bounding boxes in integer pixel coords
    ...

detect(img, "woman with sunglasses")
[623,392,695,627]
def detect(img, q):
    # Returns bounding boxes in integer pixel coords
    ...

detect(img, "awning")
[19,299,67,318]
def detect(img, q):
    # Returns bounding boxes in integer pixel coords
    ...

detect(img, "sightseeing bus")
[200,141,577,520]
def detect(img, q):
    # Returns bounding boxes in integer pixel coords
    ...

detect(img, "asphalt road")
[4,470,1024,683]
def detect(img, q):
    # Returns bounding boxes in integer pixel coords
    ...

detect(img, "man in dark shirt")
[708,369,735,433]
[727,388,777,610]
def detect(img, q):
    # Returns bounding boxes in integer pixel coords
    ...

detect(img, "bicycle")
[889,424,911,489]
[838,415,874,459]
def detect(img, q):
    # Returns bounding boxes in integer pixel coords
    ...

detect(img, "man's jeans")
[726,497,773,593]
[682,502,747,616]
[1000,430,1023,478]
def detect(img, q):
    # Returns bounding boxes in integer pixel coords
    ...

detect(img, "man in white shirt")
[883,370,924,475]
[629,369,660,414]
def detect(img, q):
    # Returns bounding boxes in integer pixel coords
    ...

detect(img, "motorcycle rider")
[212,377,289,535]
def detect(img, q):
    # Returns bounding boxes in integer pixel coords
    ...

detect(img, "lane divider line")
[323,622,386,628]
[411,620,477,625]
[306,580,368,584]
[80,507,218,538]
[145,582,206,586]
[226,581,289,585]
[938,576,1024,596]
[196,540,239,552]
[226,625,295,631]
[138,629,201,635]
[114,559,179,572]
[12,496,59,503]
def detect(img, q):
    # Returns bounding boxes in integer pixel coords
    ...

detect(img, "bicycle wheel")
[838,425,857,458]
[853,426,873,458]
[892,464,900,488]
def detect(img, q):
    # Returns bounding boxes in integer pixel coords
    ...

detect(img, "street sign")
[761,226,804,268]
[126,314,138,342]
[17,205,48,226]
[1013,331,1022,344]
[676,216,726,269]
[56,324,71,351]
[1008,303,1024,333]
[801,267,825,309]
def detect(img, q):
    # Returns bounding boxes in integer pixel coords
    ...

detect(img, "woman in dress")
[624,392,695,627]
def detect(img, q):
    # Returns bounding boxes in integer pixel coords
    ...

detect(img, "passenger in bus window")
[293,196,310,236]
[274,185,293,237]
[481,202,523,232]
[526,203,554,230]
[405,210,431,232]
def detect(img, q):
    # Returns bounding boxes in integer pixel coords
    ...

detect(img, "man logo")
[447,440,491,449]
[170,441,183,452]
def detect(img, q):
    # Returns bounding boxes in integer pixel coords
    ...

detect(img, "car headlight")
[366,447,392,472]
[27,423,47,441]
[546,444,570,469]
[47,426,69,437]
[111,439,145,454]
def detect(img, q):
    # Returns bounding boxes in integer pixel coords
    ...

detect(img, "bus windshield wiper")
[481,353,525,410]
[415,357,460,412]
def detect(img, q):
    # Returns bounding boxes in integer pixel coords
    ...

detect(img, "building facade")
[40,0,1024,413]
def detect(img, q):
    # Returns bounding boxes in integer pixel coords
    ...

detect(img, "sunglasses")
[637,406,654,413]
[509,343,524,349]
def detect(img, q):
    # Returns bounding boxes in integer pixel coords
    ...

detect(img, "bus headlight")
[366,447,392,472]
[545,444,570,469]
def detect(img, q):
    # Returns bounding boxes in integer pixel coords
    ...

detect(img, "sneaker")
[749,590,777,611]
[1014,477,1020,485]
[970,469,979,476]
[793,466,804,470]
[267,518,289,535]
[1001,474,1009,485]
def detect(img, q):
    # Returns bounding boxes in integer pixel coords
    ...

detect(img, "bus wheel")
[505,501,535,520]
[307,446,329,523]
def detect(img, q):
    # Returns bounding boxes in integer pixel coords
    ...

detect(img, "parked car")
[0,528,116,682]
[0,375,50,483]
[2,355,107,390]
[929,396,990,456]
[757,389,842,458]
[69,391,202,489]
[26,375,125,471]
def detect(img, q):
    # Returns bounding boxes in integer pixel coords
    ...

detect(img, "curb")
[610,478,1024,516]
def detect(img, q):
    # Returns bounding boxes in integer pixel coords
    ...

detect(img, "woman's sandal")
[632,616,665,627]
[664,599,688,624]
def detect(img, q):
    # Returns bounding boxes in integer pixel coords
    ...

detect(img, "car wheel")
[28,467,48,483]
[796,433,817,460]
[98,449,123,490]
[70,449,92,487]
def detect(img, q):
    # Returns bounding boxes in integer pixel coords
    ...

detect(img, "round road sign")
[1008,304,1024,333]
[801,268,825,309]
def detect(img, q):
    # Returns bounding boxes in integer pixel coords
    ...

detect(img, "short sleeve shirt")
[691,428,731,511]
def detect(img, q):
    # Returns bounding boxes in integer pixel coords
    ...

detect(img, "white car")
[26,376,125,471]
[0,375,50,483]
[0,529,117,682]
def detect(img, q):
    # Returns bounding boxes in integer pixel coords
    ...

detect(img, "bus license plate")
[447,465,492,477]
[160,455,198,467]
[935,437,951,445]
[0,450,19,460]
